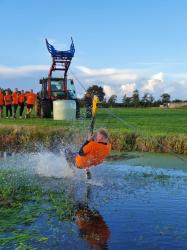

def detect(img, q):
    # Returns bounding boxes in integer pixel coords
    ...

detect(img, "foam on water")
[30,151,76,178]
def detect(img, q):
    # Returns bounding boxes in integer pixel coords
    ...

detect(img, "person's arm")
[78,133,95,156]
[79,140,90,156]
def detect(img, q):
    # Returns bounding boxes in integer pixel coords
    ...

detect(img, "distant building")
[160,103,169,108]
[168,102,187,108]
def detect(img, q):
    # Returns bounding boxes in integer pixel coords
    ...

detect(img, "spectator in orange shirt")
[0,88,4,118]
[4,90,12,118]
[12,88,19,118]
[25,89,37,118]
[18,90,25,118]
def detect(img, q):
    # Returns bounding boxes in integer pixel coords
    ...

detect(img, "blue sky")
[0,0,187,100]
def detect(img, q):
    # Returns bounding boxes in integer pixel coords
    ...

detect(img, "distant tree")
[123,95,132,107]
[101,97,108,107]
[122,94,127,105]
[86,85,105,101]
[131,89,140,107]
[153,99,162,107]
[172,99,182,103]
[141,93,154,107]
[160,93,171,104]
[108,94,117,106]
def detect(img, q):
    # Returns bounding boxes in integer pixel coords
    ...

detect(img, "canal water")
[0,151,187,249]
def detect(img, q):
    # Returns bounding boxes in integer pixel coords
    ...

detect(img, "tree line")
[79,85,186,108]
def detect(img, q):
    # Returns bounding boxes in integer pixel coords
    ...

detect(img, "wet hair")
[97,128,109,140]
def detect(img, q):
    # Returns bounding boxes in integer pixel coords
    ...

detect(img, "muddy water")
[1,151,187,249]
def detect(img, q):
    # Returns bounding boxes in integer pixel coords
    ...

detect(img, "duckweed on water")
[0,168,76,248]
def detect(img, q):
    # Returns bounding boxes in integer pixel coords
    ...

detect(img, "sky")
[0,0,187,101]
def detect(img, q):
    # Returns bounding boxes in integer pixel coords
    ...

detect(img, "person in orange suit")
[18,90,25,118]
[12,88,19,118]
[75,128,111,169]
[75,204,110,250]
[25,89,37,118]
[4,90,12,118]
[65,128,111,179]
[0,88,4,118]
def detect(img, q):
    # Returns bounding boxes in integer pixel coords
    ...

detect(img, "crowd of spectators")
[0,88,37,119]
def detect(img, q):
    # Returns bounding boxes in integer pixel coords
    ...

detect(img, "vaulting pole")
[86,95,99,179]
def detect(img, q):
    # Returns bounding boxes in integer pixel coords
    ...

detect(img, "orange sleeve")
[82,141,93,155]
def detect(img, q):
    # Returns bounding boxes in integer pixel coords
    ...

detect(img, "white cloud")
[77,66,116,76]
[120,83,136,97]
[168,80,187,100]
[0,65,49,77]
[103,85,115,97]
[142,72,164,93]
[75,67,187,99]
[76,66,138,82]
[0,64,187,100]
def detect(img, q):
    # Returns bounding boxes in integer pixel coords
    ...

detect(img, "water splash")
[31,151,76,178]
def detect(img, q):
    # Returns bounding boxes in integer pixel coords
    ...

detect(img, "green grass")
[0,107,187,154]
[95,107,187,135]
[0,107,187,135]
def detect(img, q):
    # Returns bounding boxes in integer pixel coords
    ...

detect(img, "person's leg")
[9,105,12,117]
[20,103,24,117]
[64,148,76,159]
[64,148,78,165]
[0,106,3,118]
[76,99,80,119]
[29,107,32,117]
[13,104,18,118]
[26,105,33,118]
[86,106,92,118]
[6,105,8,117]
[27,108,31,118]
[25,105,30,118]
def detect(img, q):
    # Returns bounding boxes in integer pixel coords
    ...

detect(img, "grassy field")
[0,107,187,135]
[0,107,187,153]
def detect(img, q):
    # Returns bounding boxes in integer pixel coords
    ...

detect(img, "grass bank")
[0,108,186,154]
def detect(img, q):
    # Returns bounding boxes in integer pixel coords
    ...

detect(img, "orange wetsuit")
[75,140,111,169]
